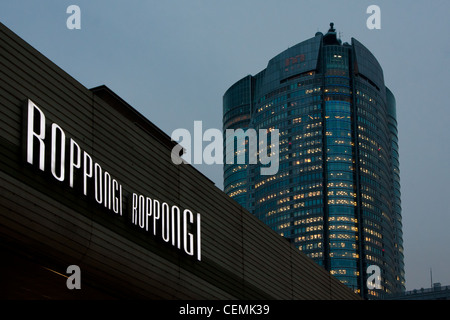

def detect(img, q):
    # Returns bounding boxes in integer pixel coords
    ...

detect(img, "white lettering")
[104,171,112,210]
[170,128,190,164]
[183,209,194,256]
[366,5,381,30]
[66,265,81,289]
[152,199,161,236]
[26,100,46,171]
[69,139,81,188]
[132,193,138,225]
[24,100,201,262]
[202,128,222,165]
[258,129,279,176]
[66,5,81,30]
[193,120,203,165]
[367,265,382,289]
[226,128,257,165]
[179,304,213,317]
[197,213,201,261]
[162,202,170,242]
[171,205,181,249]
[171,121,279,175]
[94,163,102,204]
[112,179,119,213]
[131,193,201,261]
[138,194,145,229]
[146,197,152,231]
[50,123,66,181]
[83,151,92,196]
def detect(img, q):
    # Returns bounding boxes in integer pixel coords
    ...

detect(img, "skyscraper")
[223,23,404,299]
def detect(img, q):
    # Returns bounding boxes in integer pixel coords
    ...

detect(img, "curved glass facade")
[386,87,405,295]
[323,45,360,290]
[223,76,252,208]
[223,24,404,299]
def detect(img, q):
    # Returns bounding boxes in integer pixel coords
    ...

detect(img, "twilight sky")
[1,0,449,292]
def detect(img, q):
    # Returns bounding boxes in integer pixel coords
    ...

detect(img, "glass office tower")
[223,24,404,299]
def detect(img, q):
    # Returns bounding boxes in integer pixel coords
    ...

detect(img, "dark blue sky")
[1,0,449,291]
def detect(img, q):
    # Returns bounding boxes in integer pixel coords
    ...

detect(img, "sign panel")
[24,99,202,261]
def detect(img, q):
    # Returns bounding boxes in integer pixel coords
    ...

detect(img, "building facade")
[223,23,404,299]
[0,22,361,300]
[387,283,450,300]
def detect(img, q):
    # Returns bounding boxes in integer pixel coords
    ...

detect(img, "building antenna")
[430,268,433,287]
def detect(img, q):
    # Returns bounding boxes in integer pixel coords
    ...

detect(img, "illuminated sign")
[24,99,201,261]
[284,54,306,73]
[285,54,305,66]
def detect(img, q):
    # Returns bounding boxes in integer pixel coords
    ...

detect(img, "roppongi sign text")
[24,99,201,261]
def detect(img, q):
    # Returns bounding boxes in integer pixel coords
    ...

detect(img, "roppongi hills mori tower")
[223,23,404,299]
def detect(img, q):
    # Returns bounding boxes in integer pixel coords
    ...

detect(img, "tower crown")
[323,22,341,45]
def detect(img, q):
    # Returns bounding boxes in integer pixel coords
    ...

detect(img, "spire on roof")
[329,22,335,33]
[323,22,341,45]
